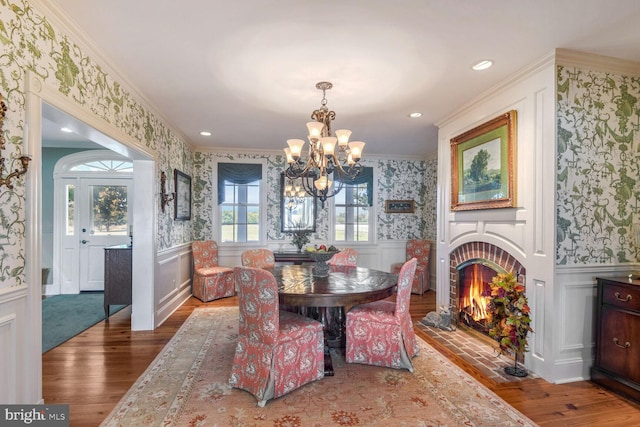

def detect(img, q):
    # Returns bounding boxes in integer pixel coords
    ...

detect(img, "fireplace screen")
[458,263,499,334]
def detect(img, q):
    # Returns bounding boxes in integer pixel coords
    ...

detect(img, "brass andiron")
[160,170,175,213]
[0,93,30,189]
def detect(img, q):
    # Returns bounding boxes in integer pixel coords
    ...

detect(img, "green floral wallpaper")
[193,152,436,243]
[557,65,640,265]
[0,0,192,287]
[0,0,436,289]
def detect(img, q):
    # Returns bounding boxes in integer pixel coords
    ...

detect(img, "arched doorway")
[49,150,133,295]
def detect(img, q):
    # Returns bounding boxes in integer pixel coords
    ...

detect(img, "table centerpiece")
[305,245,339,277]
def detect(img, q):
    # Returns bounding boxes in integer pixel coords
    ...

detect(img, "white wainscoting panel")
[553,265,637,383]
[219,241,410,274]
[0,313,17,403]
[0,286,29,403]
[154,243,193,327]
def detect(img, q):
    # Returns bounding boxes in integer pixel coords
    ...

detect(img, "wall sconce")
[160,170,175,213]
[0,93,30,190]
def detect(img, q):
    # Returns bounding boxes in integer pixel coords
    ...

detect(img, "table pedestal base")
[288,306,346,376]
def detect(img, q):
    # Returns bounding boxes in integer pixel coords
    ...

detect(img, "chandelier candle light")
[283,82,365,204]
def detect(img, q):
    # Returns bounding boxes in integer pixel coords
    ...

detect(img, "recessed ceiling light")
[60,127,73,133]
[408,112,423,118]
[472,59,493,71]
[200,131,212,136]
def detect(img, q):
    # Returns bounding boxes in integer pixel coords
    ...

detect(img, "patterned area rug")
[101,307,538,426]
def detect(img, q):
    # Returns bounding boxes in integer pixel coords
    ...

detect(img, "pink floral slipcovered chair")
[241,249,275,270]
[229,266,324,407]
[391,239,431,294]
[346,258,419,372]
[326,248,358,267]
[191,240,235,302]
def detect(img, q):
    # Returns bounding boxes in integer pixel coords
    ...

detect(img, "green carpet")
[42,292,125,353]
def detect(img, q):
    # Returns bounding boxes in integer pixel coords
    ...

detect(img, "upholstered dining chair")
[191,240,235,302]
[346,258,419,372]
[326,248,358,267]
[391,239,430,294]
[229,266,325,406]
[241,248,275,270]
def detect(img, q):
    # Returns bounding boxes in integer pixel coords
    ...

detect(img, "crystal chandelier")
[283,81,365,203]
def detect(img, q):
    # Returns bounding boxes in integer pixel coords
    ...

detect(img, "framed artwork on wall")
[450,110,517,211]
[174,169,191,220]
[385,199,415,213]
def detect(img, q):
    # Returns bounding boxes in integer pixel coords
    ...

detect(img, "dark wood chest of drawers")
[592,276,640,403]
[104,245,132,321]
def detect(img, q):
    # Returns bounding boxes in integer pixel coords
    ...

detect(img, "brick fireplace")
[449,242,526,332]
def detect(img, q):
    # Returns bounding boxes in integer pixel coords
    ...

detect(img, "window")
[218,163,262,243]
[334,167,373,242]
[66,184,75,235]
[89,184,129,235]
[70,159,133,173]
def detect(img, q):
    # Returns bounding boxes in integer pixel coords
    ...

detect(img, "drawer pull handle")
[614,292,632,302]
[613,338,631,349]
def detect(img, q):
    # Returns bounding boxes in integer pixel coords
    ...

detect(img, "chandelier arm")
[284,155,314,179]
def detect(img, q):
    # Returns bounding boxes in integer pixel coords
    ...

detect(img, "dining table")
[273,264,397,375]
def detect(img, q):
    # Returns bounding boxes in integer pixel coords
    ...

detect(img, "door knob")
[81,240,90,244]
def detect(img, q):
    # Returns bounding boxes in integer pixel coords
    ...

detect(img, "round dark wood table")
[275,264,397,307]
[273,264,397,375]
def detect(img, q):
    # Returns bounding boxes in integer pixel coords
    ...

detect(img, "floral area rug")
[101,307,538,426]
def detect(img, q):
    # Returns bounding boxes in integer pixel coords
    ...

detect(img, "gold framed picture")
[450,110,517,211]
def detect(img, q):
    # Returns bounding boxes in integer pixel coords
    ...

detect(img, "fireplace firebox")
[449,242,526,334]
[458,262,500,334]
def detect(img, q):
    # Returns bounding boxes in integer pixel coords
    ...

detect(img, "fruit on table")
[306,246,316,252]
[318,244,327,251]
[328,245,337,251]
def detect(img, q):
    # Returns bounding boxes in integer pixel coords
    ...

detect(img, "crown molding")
[28,0,194,150]
[555,48,640,77]
[436,50,556,129]
[195,145,432,162]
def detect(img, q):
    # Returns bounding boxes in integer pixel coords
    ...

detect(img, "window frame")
[330,166,376,244]
[216,159,267,245]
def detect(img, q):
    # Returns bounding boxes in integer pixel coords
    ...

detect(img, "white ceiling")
[47,0,640,157]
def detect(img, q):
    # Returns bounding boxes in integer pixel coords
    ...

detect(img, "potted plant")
[287,221,312,253]
[487,272,533,377]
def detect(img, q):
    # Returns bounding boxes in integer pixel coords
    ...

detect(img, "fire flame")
[460,264,491,322]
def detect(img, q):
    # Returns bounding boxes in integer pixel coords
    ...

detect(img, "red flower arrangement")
[487,272,533,376]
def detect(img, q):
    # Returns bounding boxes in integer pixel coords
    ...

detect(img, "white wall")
[436,52,559,381]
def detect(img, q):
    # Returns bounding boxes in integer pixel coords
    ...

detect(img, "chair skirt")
[229,310,324,406]
[391,263,428,294]
[192,266,235,302]
[346,300,419,372]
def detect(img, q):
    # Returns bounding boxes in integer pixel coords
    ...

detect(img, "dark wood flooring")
[42,292,640,426]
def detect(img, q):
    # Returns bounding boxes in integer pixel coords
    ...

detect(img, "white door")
[77,178,132,291]
[53,151,134,295]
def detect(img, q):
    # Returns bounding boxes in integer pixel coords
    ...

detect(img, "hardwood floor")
[42,292,640,426]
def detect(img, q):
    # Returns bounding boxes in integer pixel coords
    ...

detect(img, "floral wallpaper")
[0,1,191,287]
[0,0,436,289]
[556,65,640,265]
[193,152,436,244]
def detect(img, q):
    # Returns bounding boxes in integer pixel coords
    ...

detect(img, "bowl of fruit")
[305,245,340,277]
